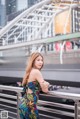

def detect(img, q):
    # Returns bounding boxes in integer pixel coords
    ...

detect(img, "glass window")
[0,16,1,26]
[6,0,16,15]
[28,0,38,7]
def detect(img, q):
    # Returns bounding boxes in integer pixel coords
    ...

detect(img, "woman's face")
[33,55,43,70]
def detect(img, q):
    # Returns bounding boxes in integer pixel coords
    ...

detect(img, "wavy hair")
[22,52,44,86]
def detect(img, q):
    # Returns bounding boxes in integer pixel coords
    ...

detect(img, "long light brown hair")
[22,52,44,86]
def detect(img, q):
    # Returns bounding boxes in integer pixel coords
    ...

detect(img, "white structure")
[0,0,79,49]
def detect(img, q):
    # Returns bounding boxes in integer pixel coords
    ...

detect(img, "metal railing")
[0,85,80,119]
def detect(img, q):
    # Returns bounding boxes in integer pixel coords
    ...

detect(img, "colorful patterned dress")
[19,81,41,119]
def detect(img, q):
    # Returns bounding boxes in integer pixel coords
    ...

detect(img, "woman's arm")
[34,69,50,93]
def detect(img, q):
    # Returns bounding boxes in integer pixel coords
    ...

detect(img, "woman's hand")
[40,81,50,93]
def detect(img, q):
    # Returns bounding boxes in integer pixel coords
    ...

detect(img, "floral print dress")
[19,81,41,119]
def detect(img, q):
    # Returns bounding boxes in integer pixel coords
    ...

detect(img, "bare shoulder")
[31,68,41,76]
[30,68,44,83]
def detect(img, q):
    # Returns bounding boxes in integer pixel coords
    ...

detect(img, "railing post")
[74,100,80,119]
[77,101,80,119]
[17,93,20,119]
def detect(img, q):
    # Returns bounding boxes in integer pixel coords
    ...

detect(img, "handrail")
[0,85,80,119]
[0,85,80,100]
[0,93,17,99]
[42,91,80,100]
[0,85,22,92]
[38,100,74,109]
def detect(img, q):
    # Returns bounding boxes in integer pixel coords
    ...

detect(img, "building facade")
[5,0,39,22]
[72,6,80,32]
[27,0,40,7]
[6,0,28,15]
[0,0,6,27]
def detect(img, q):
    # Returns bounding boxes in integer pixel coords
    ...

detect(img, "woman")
[19,52,50,119]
